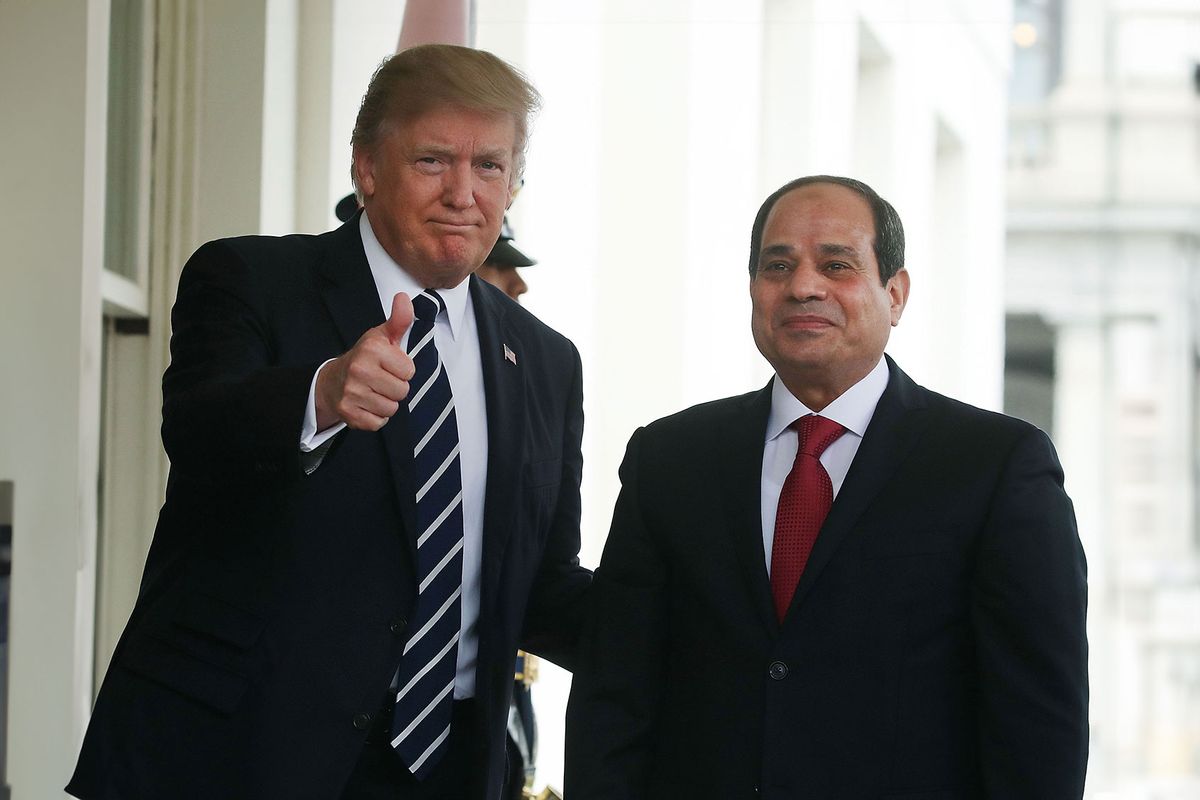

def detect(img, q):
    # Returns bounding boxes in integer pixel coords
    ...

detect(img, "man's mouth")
[781,314,834,329]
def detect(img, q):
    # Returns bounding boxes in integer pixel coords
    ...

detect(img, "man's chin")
[424,254,485,289]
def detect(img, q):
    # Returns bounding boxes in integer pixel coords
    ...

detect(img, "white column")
[760,0,860,186]
[326,0,407,229]
[681,0,768,407]
[260,0,300,235]
[1058,0,1108,86]
[1052,316,1112,791]
[0,0,108,795]
[193,0,272,240]
[296,0,338,233]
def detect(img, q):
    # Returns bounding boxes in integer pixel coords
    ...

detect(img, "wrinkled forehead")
[382,104,525,181]
[385,103,518,142]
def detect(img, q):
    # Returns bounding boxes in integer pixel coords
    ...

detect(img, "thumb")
[383,292,413,344]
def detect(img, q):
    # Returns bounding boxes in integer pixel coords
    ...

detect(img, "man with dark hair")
[566,176,1088,799]
[69,44,590,800]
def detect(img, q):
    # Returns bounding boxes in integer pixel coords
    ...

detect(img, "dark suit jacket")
[68,215,590,800]
[565,358,1087,800]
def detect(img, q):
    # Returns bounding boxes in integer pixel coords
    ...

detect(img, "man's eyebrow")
[413,143,456,157]
[759,244,795,260]
[475,146,511,164]
[411,144,510,162]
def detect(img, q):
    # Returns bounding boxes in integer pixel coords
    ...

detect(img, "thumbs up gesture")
[380,291,414,346]
[315,292,417,431]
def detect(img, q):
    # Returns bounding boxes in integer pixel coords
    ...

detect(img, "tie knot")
[412,290,444,322]
[794,415,846,458]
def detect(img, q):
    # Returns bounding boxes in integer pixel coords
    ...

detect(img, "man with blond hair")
[69,44,589,800]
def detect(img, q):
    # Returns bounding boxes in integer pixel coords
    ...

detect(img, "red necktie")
[770,415,847,621]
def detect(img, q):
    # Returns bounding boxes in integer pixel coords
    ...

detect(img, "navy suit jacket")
[68,215,590,800]
[566,358,1088,800]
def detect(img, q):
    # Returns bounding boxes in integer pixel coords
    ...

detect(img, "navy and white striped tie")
[391,289,464,779]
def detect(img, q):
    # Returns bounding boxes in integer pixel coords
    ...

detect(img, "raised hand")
[315,292,417,431]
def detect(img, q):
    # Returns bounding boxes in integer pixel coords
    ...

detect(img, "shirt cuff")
[301,358,345,452]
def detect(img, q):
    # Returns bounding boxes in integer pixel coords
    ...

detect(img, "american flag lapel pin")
[503,343,517,365]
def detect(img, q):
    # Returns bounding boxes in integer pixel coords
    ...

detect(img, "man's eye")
[825,262,849,271]
[761,262,790,273]
[479,161,502,172]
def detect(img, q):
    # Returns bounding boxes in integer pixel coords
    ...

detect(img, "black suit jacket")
[565,358,1088,800]
[68,215,590,800]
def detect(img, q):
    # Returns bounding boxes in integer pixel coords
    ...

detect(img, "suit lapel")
[317,213,386,347]
[471,277,525,616]
[316,213,417,559]
[786,357,931,616]
[717,384,779,638]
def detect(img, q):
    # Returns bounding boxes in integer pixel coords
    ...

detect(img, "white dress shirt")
[760,357,889,573]
[300,212,487,698]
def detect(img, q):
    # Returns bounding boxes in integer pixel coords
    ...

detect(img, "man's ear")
[352,147,376,198]
[888,268,911,326]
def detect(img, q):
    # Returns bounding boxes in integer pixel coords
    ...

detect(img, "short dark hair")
[350,44,541,196]
[747,175,905,284]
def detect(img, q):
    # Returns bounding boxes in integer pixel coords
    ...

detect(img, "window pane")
[104,0,146,283]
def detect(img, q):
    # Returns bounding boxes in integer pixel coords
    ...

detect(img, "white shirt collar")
[765,356,890,443]
[358,211,470,341]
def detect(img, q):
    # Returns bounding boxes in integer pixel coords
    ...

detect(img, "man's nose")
[787,263,827,301]
[442,163,476,208]
[510,271,528,299]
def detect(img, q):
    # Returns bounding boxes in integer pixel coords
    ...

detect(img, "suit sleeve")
[160,240,319,485]
[519,343,593,668]
[972,427,1088,798]
[565,427,667,800]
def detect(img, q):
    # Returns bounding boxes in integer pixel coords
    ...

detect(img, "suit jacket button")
[768,660,789,680]
[389,617,407,635]
[352,712,373,731]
